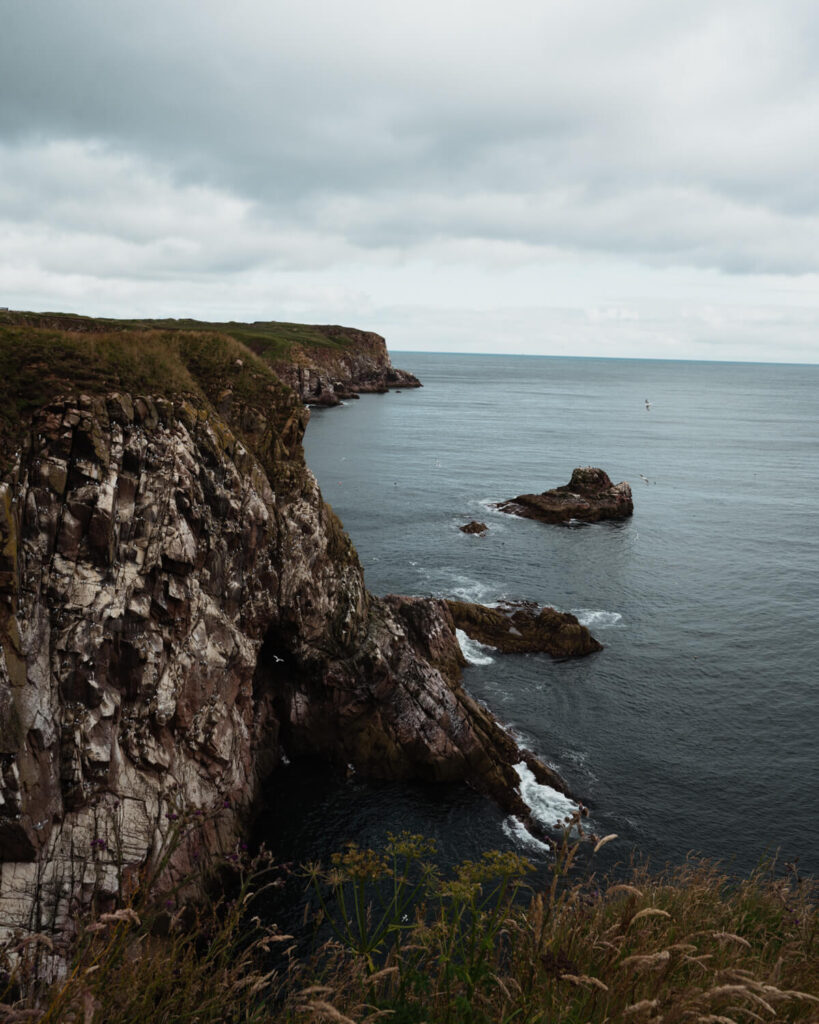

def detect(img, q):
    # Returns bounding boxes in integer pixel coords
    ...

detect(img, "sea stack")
[496,466,633,525]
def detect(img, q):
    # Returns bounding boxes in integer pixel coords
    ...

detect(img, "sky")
[1,0,818,362]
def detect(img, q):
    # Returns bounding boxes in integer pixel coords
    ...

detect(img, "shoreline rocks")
[0,380,572,939]
[447,600,603,658]
[496,467,633,525]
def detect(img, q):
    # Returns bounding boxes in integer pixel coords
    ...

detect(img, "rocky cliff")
[0,311,421,411]
[267,326,421,405]
[0,318,578,940]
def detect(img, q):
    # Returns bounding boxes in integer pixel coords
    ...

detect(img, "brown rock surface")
[446,600,603,658]
[271,328,421,405]
[496,466,633,524]
[0,372,570,938]
[459,521,488,535]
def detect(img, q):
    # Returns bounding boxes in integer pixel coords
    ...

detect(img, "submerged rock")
[496,466,633,525]
[447,600,603,658]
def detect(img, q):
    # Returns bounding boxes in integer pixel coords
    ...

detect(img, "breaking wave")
[572,609,624,628]
[456,629,495,666]
[418,568,497,604]
[514,762,579,829]
[502,815,551,855]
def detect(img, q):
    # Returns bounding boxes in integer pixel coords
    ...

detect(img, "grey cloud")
[2,0,819,359]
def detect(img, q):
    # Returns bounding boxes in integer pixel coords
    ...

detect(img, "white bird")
[645,399,652,411]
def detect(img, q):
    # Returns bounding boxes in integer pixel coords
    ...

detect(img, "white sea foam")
[502,816,551,855]
[514,762,579,829]
[456,629,495,666]
[419,568,497,604]
[450,579,495,603]
[478,497,510,520]
[572,609,624,628]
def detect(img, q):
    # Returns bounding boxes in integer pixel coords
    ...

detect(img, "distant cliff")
[264,325,422,405]
[0,311,421,408]
[0,313,592,940]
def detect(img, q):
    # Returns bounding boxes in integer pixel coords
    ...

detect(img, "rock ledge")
[447,600,603,658]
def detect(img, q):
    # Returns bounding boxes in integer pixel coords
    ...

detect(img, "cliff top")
[0,308,386,363]
[0,312,299,470]
[0,309,391,469]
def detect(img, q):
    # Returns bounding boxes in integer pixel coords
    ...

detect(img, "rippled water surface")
[261,354,819,878]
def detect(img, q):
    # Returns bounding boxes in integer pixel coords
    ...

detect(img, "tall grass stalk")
[1,812,816,1022]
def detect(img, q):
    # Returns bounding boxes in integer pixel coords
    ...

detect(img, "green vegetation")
[0,316,300,471]
[0,307,379,471]
[3,813,816,1023]
[0,309,368,369]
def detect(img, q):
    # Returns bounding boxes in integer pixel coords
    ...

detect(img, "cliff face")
[0,322,573,938]
[268,327,421,405]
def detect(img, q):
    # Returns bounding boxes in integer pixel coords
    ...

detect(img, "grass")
[2,812,816,1023]
[0,310,375,370]
[0,308,386,474]
[0,318,303,475]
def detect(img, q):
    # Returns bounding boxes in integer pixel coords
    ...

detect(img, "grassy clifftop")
[0,309,380,362]
[0,313,308,473]
[0,309,385,470]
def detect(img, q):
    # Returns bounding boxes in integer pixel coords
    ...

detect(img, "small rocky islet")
[459,520,488,535]
[496,466,634,525]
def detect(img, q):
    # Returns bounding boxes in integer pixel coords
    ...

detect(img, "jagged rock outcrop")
[0,359,571,938]
[447,601,603,658]
[269,328,421,404]
[496,467,633,525]
[459,521,488,535]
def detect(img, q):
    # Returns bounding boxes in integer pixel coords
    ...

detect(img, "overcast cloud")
[2,0,818,361]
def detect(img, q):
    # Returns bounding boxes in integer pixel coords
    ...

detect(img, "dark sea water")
[262,354,819,881]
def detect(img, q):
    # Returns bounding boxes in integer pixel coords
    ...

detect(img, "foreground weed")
[0,800,293,1024]
[2,817,816,1023]
[295,820,818,1024]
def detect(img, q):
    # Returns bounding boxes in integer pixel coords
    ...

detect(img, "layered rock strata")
[447,601,603,658]
[497,467,633,525]
[270,328,421,406]
[0,373,578,939]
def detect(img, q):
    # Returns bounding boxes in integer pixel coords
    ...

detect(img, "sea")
[259,353,819,882]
